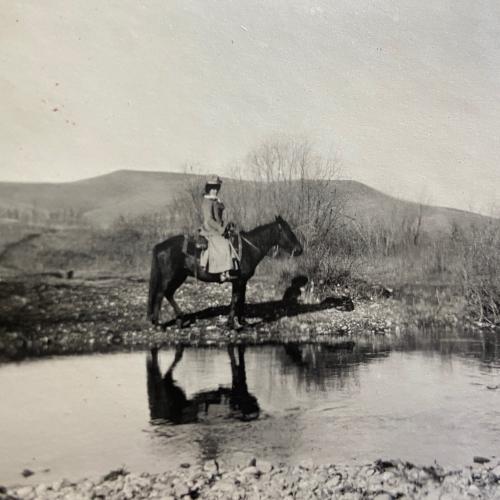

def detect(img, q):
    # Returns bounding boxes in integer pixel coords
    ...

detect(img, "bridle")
[274,220,299,257]
[241,219,300,257]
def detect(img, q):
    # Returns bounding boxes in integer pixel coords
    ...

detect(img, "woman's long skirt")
[202,234,234,273]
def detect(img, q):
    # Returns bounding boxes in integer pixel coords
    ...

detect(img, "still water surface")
[1,336,500,485]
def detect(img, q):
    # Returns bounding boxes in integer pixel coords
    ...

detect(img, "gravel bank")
[3,459,500,499]
[0,275,406,360]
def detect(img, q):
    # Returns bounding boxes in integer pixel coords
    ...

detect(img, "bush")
[458,222,500,323]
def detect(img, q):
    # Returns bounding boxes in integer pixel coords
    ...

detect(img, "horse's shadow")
[162,294,354,329]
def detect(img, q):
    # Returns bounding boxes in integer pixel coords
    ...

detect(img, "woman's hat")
[206,174,222,185]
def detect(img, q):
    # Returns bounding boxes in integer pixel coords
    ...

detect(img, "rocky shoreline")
[3,458,500,499]
[2,272,492,361]
[0,274,402,360]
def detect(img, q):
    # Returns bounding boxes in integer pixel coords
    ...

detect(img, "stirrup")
[220,271,236,282]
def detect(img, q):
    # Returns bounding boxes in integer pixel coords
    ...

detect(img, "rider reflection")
[146,345,198,424]
[146,345,260,425]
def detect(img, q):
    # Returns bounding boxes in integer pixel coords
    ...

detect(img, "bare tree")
[225,137,344,248]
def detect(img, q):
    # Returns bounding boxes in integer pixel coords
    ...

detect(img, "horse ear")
[275,215,281,221]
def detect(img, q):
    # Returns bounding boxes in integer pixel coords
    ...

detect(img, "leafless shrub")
[457,221,500,324]
[227,137,354,286]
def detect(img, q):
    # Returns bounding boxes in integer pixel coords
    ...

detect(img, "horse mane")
[241,218,280,238]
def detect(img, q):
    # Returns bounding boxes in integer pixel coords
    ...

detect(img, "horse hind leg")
[151,291,164,326]
[165,273,187,328]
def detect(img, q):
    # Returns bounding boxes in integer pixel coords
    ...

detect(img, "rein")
[240,221,281,257]
[240,235,261,252]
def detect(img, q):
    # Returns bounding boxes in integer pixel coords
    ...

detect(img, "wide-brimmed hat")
[206,174,222,185]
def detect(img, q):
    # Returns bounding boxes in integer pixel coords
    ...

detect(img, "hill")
[0,170,199,226]
[0,169,494,233]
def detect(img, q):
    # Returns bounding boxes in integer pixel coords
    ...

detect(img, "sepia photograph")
[1,1,499,498]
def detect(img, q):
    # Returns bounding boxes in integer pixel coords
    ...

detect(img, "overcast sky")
[1,0,499,213]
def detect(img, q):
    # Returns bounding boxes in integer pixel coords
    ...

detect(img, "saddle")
[182,230,209,259]
[182,226,242,263]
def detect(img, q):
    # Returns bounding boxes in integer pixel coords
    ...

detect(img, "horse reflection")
[225,344,260,420]
[147,345,198,424]
[146,345,260,425]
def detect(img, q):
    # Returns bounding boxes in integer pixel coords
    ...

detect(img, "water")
[1,335,500,486]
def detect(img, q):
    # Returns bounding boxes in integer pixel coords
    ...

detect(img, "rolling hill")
[0,169,494,233]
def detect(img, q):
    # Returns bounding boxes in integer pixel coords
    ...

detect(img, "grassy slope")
[0,170,198,226]
[0,170,494,232]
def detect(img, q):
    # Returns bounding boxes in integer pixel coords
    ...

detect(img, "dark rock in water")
[473,456,490,464]
[103,468,128,481]
[422,465,444,481]
[21,469,34,478]
[180,463,191,469]
[374,459,397,471]
[66,270,74,279]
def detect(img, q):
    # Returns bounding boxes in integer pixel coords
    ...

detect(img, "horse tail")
[147,246,161,323]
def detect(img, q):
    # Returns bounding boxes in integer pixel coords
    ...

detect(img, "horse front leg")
[237,281,248,325]
[228,280,247,329]
[227,283,239,329]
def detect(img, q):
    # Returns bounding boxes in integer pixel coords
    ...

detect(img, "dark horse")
[147,216,303,328]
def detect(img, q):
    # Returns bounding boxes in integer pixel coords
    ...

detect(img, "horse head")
[275,215,303,256]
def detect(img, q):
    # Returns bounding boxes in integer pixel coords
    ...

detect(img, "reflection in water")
[395,329,500,369]
[146,345,260,426]
[281,341,390,392]
[1,334,500,484]
[147,346,198,424]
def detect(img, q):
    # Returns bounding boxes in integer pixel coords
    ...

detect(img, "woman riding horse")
[148,193,303,328]
[199,175,236,282]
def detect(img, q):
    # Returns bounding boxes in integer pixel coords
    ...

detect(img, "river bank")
[3,458,500,499]
[0,273,496,361]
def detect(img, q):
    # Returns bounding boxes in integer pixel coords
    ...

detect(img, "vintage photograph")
[1,1,499,498]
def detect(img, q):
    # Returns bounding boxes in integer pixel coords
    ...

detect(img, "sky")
[1,0,499,213]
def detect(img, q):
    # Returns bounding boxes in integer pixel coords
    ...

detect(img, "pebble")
[373,494,392,500]
[212,478,235,493]
[468,484,481,496]
[203,459,219,475]
[173,482,189,498]
[258,460,273,474]
[16,486,33,497]
[242,466,260,477]
[491,465,500,480]
[4,459,500,500]
[35,484,47,496]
